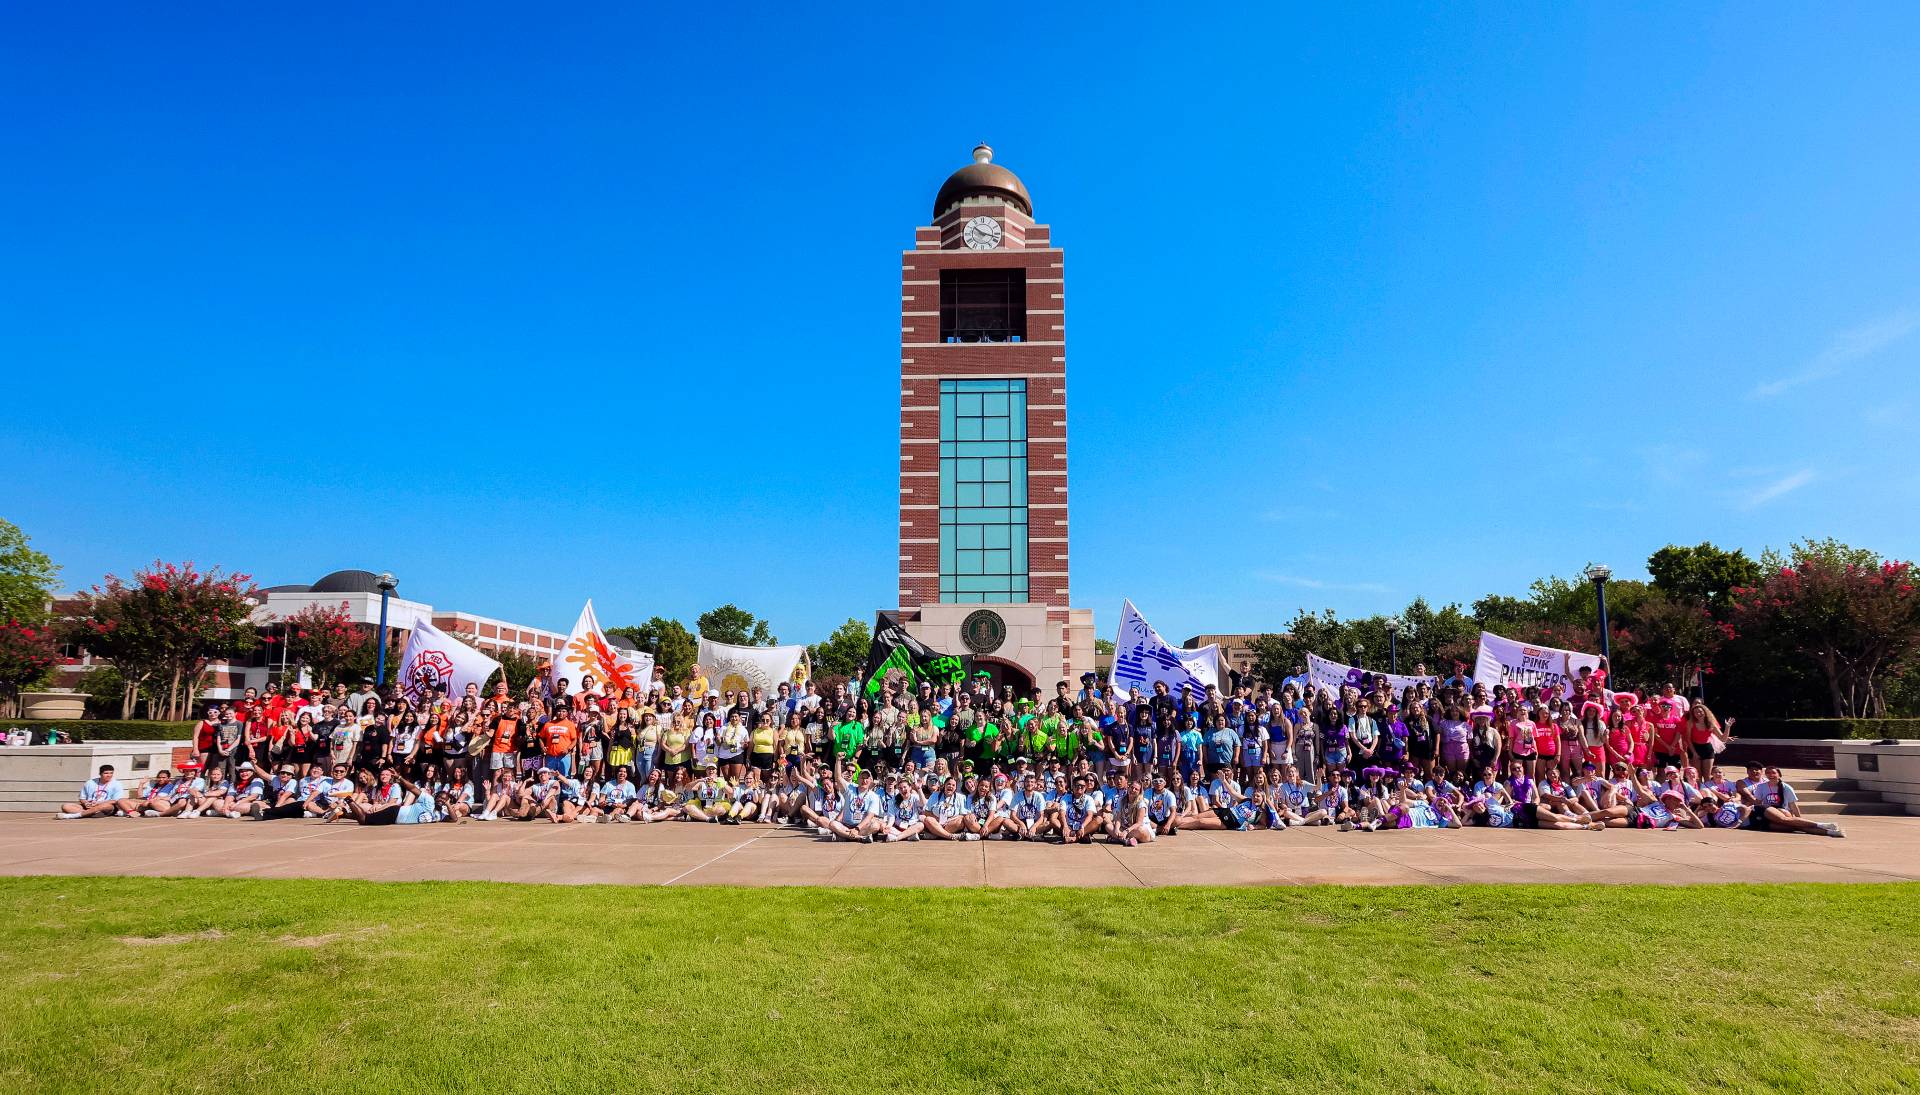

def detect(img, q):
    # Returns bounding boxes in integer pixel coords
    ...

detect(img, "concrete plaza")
[0,813,1915,887]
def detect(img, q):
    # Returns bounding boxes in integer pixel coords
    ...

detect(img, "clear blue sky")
[4,2,1918,644]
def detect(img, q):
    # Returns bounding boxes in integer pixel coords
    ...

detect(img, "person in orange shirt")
[488,705,521,778]
[541,713,578,776]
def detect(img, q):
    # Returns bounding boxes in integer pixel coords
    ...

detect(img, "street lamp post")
[1584,563,1612,667]
[1386,617,1403,674]
[1350,642,1364,670]
[374,572,398,687]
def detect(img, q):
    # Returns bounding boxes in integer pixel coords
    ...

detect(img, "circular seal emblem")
[960,609,1007,655]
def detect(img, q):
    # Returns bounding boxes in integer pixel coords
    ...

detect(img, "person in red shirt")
[193,705,221,771]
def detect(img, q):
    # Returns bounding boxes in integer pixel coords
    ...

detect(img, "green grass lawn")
[0,878,1915,1094]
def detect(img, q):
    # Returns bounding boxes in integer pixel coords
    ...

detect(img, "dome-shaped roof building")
[309,569,390,595]
[933,144,1032,218]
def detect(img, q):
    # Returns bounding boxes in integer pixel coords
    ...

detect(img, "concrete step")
[1793,788,1882,803]
[1771,769,1847,786]
[1798,800,1907,816]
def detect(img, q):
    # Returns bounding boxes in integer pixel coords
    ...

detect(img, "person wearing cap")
[1387,779,1458,829]
[1466,707,1500,774]
[1052,774,1104,843]
[208,762,268,820]
[680,763,731,823]
[824,770,884,843]
[249,763,309,820]
[1609,769,1703,831]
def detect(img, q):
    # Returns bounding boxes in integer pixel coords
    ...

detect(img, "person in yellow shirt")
[777,711,808,769]
[660,716,693,784]
[686,665,710,702]
[750,717,779,774]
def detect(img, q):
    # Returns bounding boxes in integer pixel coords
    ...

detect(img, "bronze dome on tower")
[933,144,1032,218]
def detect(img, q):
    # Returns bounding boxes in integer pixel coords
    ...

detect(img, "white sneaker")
[962,833,980,841]
[181,808,200,819]
[56,812,81,820]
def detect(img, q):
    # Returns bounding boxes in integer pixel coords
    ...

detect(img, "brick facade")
[891,148,1093,690]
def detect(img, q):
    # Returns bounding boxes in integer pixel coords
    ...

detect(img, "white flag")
[697,637,807,696]
[555,600,651,695]
[397,619,503,705]
[1472,630,1602,699]
[1109,599,1219,700]
[1306,652,1437,699]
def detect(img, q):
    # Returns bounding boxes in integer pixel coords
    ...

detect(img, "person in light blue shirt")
[1009,774,1051,841]
[883,778,925,842]
[1145,774,1180,837]
[826,771,885,842]
[918,777,981,841]
[599,768,639,822]
[1054,775,1104,844]
[59,765,129,819]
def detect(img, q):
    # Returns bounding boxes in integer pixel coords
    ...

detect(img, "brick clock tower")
[889,144,1094,696]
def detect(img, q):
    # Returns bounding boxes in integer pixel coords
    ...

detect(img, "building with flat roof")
[1183,633,1265,685]
[51,568,569,703]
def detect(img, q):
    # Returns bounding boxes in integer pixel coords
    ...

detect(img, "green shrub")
[1730,717,1920,740]
[0,719,194,743]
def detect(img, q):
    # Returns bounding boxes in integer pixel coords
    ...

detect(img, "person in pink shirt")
[1532,702,1561,779]
[1504,708,1538,780]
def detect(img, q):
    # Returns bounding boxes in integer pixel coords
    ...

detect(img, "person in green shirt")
[1031,706,1057,758]
[832,717,866,765]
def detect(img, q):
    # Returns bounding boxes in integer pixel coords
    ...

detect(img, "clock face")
[962,215,1003,250]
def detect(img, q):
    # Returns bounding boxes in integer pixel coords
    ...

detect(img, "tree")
[1251,598,1483,685]
[1648,542,1762,613]
[696,604,776,647]
[607,617,699,681]
[282,601,370,689]
[1612,590,1725,693]
[75,665,138,718]
[496,650,543,694]
[0,518,59,627]
[1250,609,1340,684]
[1727,540,1920,717]
[1094,638,1114,655]
[808,617,871,678]
[78,562,260,720]
[0,619,59,717]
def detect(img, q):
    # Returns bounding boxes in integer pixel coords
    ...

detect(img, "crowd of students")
[53,660,1845,840]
